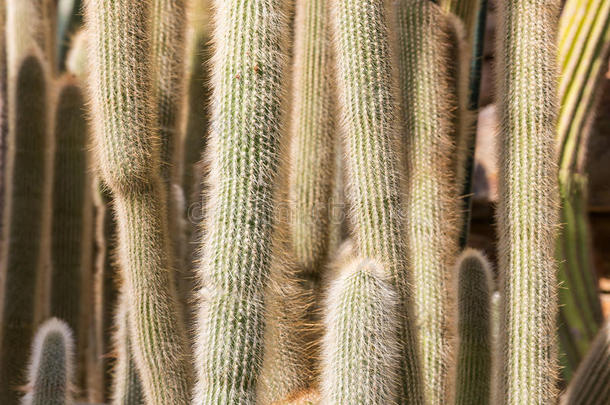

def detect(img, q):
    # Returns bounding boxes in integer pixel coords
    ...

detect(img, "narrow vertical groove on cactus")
[22,318,74,405]
[84,0,193,403]
[111,288,144,405]
[330,1,424,402]
[394,1,462,402]
[321,259,401,404]
[193,0,290,403]
[0,0,7,249]
[454,249,493,405]
[494,0,561,402]
[0,52,51,405]
[561,320,610,405]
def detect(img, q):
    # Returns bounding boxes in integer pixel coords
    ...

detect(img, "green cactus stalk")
[288,0,335,279]
[0,50,52,405]
[22,318,74,405]
[193,0,290,403]
[394,1,462,401]
[258,0,335,400]
[83,0,193,403]
[49,76,93,386]
[111,288,144,405]
[561,320,610,405]
[454,249,494,405]
[331,1,424,402]
[321,258,401,404]
[494,0,561,402]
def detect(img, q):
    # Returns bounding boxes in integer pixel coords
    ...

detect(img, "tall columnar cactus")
[394,1,462,401]
[0,51,52,405]
[288,0,335,278]
[454,249,494,405]
[49,77,92,376]
[321,258,401,404]
[193,0,290,403]
[561,320,610,405]
[495,0,560,402]
[258,0,335,400]
[22,318,74,405]
[84,1,193,403]
[111,288,144,405]
[331,0,424,402]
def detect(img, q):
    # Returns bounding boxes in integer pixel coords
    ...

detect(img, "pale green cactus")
[394,1,462,402]
[22,318,74,405]
[330,0,424,402]
[83,0,193,403]
[193,0,291,403]
[321,258,400,404]
[0,50,52,405]
[494,0,561,403]
[561,320,610,405]
[454,249,494,405]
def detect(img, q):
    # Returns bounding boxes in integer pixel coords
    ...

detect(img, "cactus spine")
[22,318,74,405]
[561,320,610,405]
[454,249,494,405]
[84,0,192,403]
[111,289,144,405]
[394,1,462,401]
[330,1,424,401]
[321,258,401,404]
[495,0,561,402]
[0,51,52,405]
[193,0,290,403]
[49,77,93,379]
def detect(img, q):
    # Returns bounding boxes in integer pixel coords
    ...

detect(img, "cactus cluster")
[0,0,608,404]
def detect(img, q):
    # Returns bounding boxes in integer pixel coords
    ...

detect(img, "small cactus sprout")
[331,0,424,401]
[0,50,52,405]
[111,289,144,405]
[193,0,291,403]
[454,249,494,405]
[321,258,401,405]
[394,0,463,401]
[22,318,74,405]
[561,320,610,405]
[494,0,561,402]
[84,0,193,403]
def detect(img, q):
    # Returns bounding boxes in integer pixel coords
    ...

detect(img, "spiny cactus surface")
[495,0,561,402]
[322,258,400,404]
[193,0,290,403]
[331,0,424,402]
[454,249,494,405]
[395,0,462,401]
[22,318,74,405]
[84,0,192,403]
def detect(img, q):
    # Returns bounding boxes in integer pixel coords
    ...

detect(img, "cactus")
[0,0,7,243]
[65,30,88,79]
[193,0,290,402]
[49,76,92,378]
[331,0,425,402]
[394,1,462,401]
[561,320,610,405]
[321,258,401,404]
[83,0,193,403]
[22,318,74,405]
[0,51,52,405]
[258,0,335,400]
[454,249,494,405]
[494,0,561,402]
[111,288,144,405]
